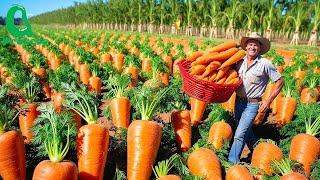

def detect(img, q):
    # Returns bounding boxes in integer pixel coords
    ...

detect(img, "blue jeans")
[228,98,259,164]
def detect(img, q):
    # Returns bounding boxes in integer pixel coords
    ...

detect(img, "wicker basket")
[178,60,242,103]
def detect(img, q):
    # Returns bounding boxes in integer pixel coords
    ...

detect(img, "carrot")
[200,61,221,78]
[100,53,112,64]
[171,110,191,152]
[185,51,203,62]
[142,57,152,73]
[187,148,222,179]
[221,92,236,113]
[226,164,254,180]
[190,65,206,75]
[192,48,238,66]
[219,50,246,69]
[88,76,102,93]
[272,93,283,115]
[290,133,320,175]
[33,160,78,180]
[41,81,52,99]
[158,72,170,86]
[226,77,240,85]
[19,103,39,143]
[32,67,46,78]
[77,124,109,180]
[262,82,275,102]
[159,175,181,180]
[79,63,92,85]
[110,97,131,128]
[189,97,207,126]
[300,87,319,103]
[173,58,184,74]
[127,121,162,180]
[216,77,227,84]
[208,72,218,82]
[208,121,233,149]
[162,55,173,74]
[114,53,124,71]
[205,40,237,53]
[214,67,230,81]
[251,141,283,176]
[275,96,297,128]
[225,69,238,83]
[0,131,26,180]
[53,91,64,113]
[51,58,61,70]
[124,66,139,87]
[281,172,307,180]
[253,111,266,127]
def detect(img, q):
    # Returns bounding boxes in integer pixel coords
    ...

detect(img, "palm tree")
[308,0,320,46]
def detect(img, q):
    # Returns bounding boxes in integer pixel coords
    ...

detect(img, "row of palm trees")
[29,0,320,46]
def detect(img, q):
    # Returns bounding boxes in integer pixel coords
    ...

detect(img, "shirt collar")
[243,55,261,70]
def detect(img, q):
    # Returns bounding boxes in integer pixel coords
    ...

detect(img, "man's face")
[246,39,261,57]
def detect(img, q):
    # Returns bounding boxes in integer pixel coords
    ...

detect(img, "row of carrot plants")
[0,26,319,179]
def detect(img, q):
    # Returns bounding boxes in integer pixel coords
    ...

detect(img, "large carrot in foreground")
[251,140,283,176]
[62,83,109,180]
[187,148,222,179]
[289,116,320,176]
[208,120,233,150]
[128,86,170,180]
[0,86,26,180]
[226,164,254,180]
[32,104,78,180]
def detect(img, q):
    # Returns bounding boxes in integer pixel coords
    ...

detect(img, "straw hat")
[240,32,270,55]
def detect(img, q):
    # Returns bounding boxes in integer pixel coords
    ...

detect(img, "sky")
[0,0,87,17]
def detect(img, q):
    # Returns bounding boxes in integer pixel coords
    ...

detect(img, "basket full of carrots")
[178,41,245,103]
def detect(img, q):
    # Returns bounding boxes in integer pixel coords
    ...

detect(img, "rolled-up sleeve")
[265,61,281,82]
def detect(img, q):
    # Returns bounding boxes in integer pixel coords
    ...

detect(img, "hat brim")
[240,37,270,55]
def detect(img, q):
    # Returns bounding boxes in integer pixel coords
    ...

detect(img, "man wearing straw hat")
[228,32,284,163]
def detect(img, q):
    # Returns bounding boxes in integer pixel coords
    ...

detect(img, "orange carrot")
[275,97,297,128]
[124,66,139,87]
[79,64,92,85]
[209,72,218,82]
[32,67,46,78]
[226,77,240,85]
[289,133,320,176]
[0,131,26,180]
[141,57,152,73]
[127,121,162,180]
[33,160,78,180]
[100,53,112,64]
[253,111,266,127]
[189,97,207,126]
[114,53,124,71]
[162,55,173,74]
[281,172,307,180]
[159,175,181,180]
[214,67,230,81]
[187,148,222,179]
[216,77,227,84]
[192,48,238,66]
[300,87,319,104]
[171,110,191,152]
[77,124,109,180]
[89,76,102,93]
[219,50,246,69]
[110,97,131,128]
[251,141,283,175]
[262,82,275,102]
[158,72,170,86]
[185,51,203,62]
[19,103,39,143]
[200,61,221,78]
[226,165,254,180]
[51,58,61,70]
[190,65,206,75]
[208,121,233,149]
[205,40,237,53]
[225,69,238,83]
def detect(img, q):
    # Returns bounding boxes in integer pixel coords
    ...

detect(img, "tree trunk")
[290,31,299,45]
[138,24,142,32]
[308,31,317,46]
[265,28,272,41]
[159,24,164,34]
[185,26,192,36]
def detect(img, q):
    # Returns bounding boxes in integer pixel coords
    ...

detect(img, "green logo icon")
[6,4,33,37]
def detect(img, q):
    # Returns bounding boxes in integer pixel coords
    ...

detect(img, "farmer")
[228,32,284,164]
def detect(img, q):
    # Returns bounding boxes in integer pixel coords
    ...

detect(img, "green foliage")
[32,103,77,161]
[0,85,19,132]
[104,73,131,99]
[48,62,78,92]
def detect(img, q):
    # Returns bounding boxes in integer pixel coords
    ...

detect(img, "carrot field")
[0,0,320,180]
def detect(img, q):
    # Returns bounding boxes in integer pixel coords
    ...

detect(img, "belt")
[236,96,262,103]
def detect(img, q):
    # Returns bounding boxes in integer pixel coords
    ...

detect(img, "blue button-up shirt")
[235,55,282,99]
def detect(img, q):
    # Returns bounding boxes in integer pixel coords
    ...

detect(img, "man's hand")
[259,100,272,113]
